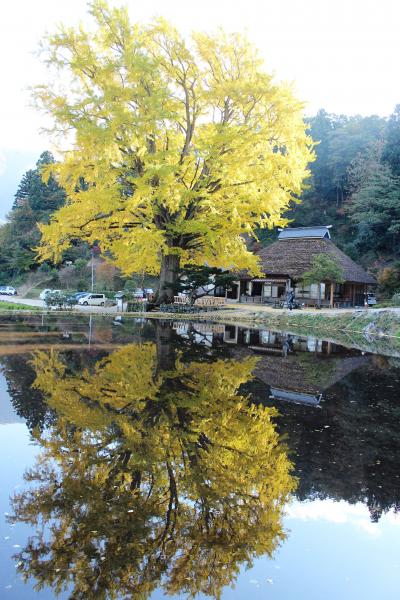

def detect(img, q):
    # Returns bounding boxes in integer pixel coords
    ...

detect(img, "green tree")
[382,104,400,176]
[175,264,237,304]
[377,264,400,297]
[1,151,66,278]
[33,0,313,303]
[347,146,400,256]
[302,253,344,307]
[285,110,386,258]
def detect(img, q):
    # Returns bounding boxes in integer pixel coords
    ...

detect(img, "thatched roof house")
[257,236,376,285]
[234,226,376,307]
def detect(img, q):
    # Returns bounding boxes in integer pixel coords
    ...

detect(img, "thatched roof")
[252,353,369,395]
[232,346,369,396]
[255,238,376,284]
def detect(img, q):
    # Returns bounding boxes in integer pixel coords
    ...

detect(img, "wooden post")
[330,282,334,308]
[352,284,356,306]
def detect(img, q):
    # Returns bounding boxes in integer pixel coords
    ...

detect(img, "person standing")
[287,289,295,311]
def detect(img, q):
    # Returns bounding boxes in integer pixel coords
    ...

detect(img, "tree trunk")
[330,282,334,308]
[157,253,180,304]
[318,283,321,308]
[154,320,176,372]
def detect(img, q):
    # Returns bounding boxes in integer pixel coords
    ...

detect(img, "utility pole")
[91,249,94,292]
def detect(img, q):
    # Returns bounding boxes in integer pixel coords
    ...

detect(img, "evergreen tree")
[382,104,400,176]
[347,146,400,256]
[2,152,66,277]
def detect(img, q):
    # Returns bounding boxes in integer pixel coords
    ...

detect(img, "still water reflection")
[1,315,400,599]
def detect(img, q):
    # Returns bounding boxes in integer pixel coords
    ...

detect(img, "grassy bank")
[141,307,400,357]
[1,302,399,356]
[0,300,40,311]
[231,309,400,355]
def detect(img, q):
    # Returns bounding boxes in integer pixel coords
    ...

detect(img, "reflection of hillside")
[261,360,400,523]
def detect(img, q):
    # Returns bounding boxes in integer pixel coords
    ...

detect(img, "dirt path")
[224,303,400,317]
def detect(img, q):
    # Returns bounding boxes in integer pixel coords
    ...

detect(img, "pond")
[1,315,400,599]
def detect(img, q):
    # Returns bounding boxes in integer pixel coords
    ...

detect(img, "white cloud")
[286,499,400,537]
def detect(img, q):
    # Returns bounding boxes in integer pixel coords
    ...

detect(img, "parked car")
[39,288,53,300]
[143,288,154,295]
[131,288,145,298]
[78,293,106,306]
[364,292,377,306]
[0,286,17,296]
[67,292,89,304]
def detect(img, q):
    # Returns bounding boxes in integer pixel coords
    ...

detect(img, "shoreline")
[1,305,400,357]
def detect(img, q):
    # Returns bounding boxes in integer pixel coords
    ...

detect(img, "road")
[3,295,400,316]
[2,295,123,314]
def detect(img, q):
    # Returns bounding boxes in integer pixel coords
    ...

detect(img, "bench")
[172,295,226,311]
[194,296,226,310]
[173,295,190,304]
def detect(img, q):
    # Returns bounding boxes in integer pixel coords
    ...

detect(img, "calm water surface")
[1,315,400,599]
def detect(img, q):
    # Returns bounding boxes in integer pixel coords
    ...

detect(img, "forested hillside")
[285,107,400,295]
[2,107,400,298]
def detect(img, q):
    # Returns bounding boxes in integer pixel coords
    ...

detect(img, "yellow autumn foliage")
[34,0,313,281]
[11,342,296,599]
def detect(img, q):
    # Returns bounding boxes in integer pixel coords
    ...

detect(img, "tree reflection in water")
[10,336,295,599]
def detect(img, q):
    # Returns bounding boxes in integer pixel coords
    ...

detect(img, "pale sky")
[1,0,400,217]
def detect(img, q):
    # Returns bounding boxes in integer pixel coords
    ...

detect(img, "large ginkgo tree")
[35,0,313,301]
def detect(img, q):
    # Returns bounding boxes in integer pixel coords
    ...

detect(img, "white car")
[39,289,52,300]
[0,286,17,296]
[78,293,106,306]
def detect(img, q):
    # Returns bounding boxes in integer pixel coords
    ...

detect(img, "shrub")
[378,265,400,297]
[124,279,138,292]
[127,300,146,312]
[391,293,400,307]
[44,291,73,310]
[76,279,89,291]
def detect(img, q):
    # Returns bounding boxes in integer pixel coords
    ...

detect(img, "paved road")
[2,295,123,314]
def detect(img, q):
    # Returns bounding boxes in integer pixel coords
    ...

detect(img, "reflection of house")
[172,322,369,407]
[269,387,322,406]
[229,227,376,306]
[252,353,368,406]
[222,325,369,406]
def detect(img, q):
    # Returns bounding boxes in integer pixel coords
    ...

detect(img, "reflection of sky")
[0,424,69,598]
[1,409,400,598]
[153,502,400,600]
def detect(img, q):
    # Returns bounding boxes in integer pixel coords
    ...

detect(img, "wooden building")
[233,226,376,307]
